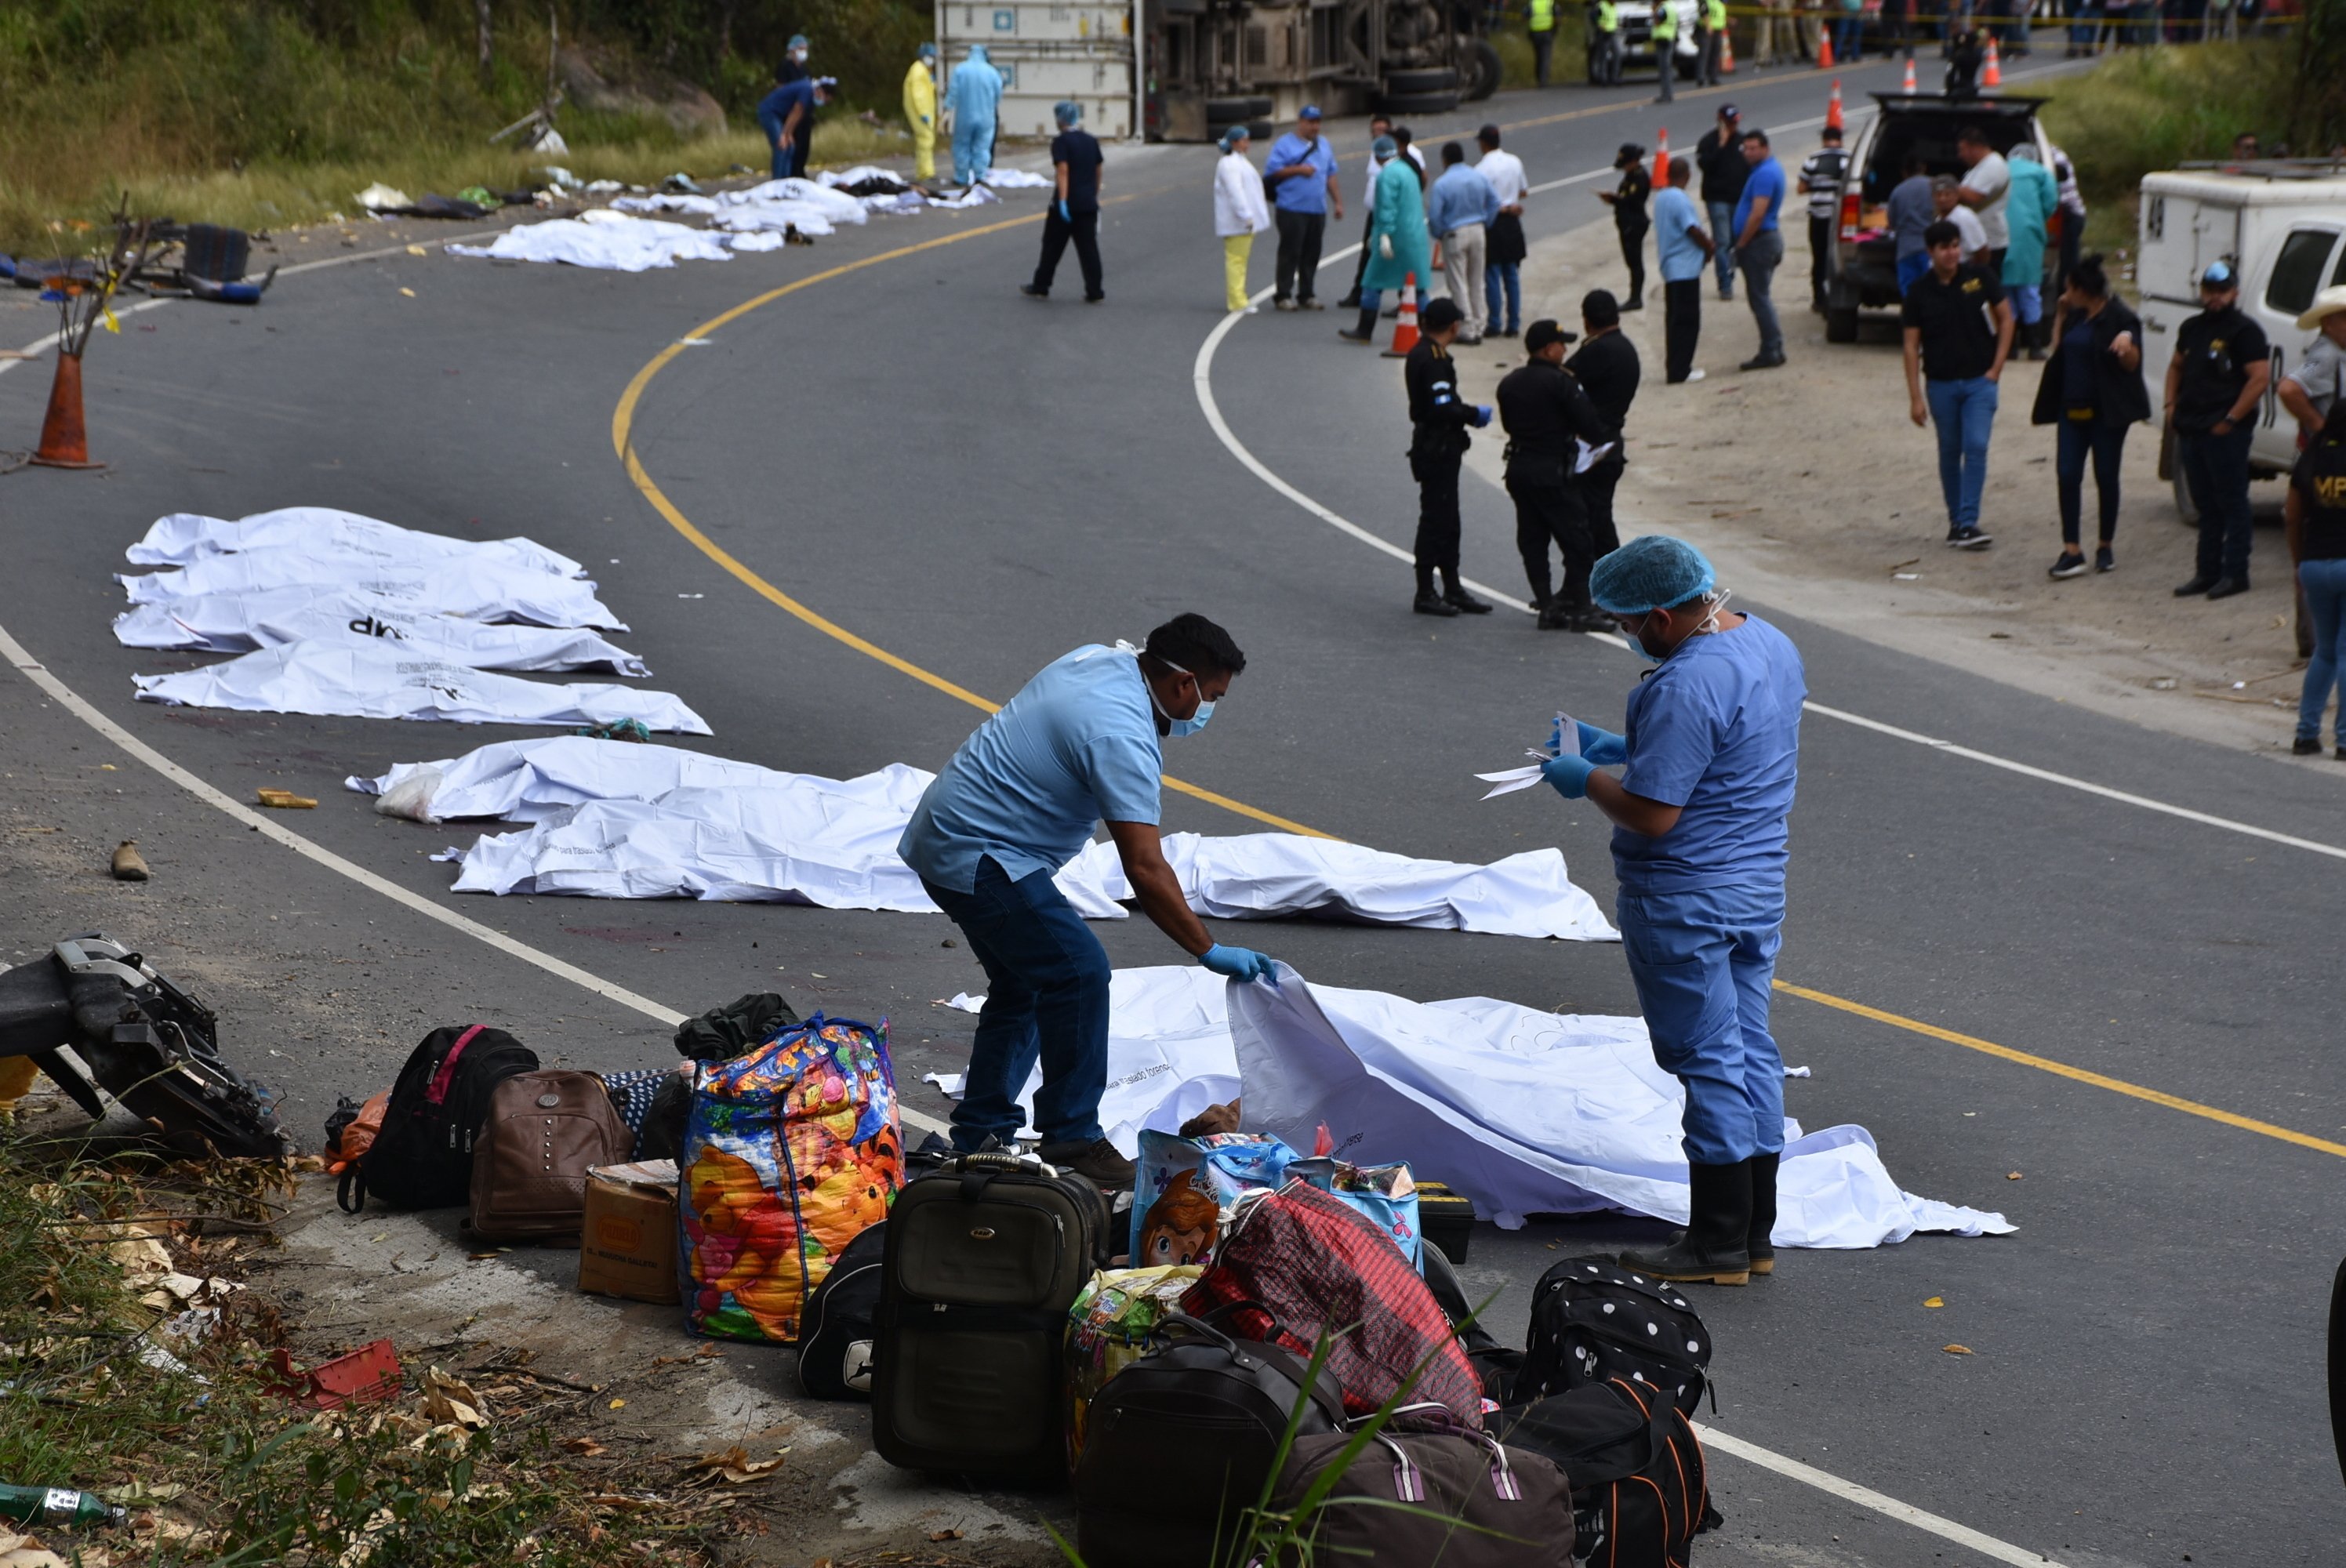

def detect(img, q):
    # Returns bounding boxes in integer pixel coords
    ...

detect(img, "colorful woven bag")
[678,1012,902,1342]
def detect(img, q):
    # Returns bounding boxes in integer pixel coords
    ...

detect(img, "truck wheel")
[1825,305,1859,343]
[1385,68,1462,95]
[1379,89,1463,114]
[1465,41,1503,100]
[1205,96,1273,124]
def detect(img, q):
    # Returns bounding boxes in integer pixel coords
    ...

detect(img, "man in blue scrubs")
[1539,536,1806,1284]
[899,615,1276,1189]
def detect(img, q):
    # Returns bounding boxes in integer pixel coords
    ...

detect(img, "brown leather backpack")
[467,1070,630,1242]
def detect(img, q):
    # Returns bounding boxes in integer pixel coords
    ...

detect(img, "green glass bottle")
[0,1484,125,1528]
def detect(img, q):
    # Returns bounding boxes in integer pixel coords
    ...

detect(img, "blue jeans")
[920,856,1110,1150]
[2177,423,2256,580]
[1925,376,1999,529]
[757,111,789,180]
[1705,200,1738,294]
[2009,283,2042,325]
[1737,228,1784,359]
[2298,557,2346,742]
[1485,261,1521,332]
[1835,13,1864,57]
[1618,887,1787,1166]
[2056,419,2128,546]
[1896,250,1932,296]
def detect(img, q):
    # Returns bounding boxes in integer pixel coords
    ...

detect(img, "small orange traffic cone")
[1382,276,1421,358]
[1981,34,2002,88]
[1654,128,1671,187]
[1901,56,1917,94]
[1817,26,1835,69]
[1826,78,1844,132]
[29,352,102,470]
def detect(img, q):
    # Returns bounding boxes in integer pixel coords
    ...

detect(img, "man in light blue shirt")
[1730,128,1789,372]
[1427,141,1502,340]
[1536,536,1807,1288]
[899,614,1275,1188]
[1262,107,1342,310]
[1651,157,1714,383]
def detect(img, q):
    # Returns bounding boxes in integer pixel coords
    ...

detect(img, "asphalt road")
[3,53,2342,1566]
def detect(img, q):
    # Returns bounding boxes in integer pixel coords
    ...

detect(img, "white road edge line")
[0,619,956,1136]
[1695,1424,2062,1567]
[1193,117,2346,869]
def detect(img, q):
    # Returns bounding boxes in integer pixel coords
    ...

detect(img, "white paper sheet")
[347,735,892,822]
[126,508,584,579]
[975,168,1051,189]
[610,194,720,216]
[724,178,870,223]
[133,640,710,732]
[447,216,735,271]
[925,964,2012,1250]
[116,552,627,630]
[111,590,646,674]
[707,204,837,238]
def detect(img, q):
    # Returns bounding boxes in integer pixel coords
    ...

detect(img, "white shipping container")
[940,0,1136,140]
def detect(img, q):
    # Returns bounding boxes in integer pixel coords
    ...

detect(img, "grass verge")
[0,1123,719,1566]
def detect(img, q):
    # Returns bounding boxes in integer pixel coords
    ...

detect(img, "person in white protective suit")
[944,43,1004,187]
[1537,535,1807,1286]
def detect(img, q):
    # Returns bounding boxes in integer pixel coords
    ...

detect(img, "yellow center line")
[610,164,2343,1170]
[1774,980,2346,1160]
[608,209,1331,840]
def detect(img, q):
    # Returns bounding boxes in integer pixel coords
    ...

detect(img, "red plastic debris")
[267,1338,401,1408]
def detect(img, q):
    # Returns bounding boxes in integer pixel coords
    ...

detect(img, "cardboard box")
[577,1160,681,1305]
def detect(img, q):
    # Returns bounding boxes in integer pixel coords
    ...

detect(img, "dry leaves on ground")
[420,1366,488,1429]
[680,1446,786,1486]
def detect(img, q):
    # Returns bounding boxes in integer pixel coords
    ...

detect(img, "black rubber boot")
[1746,1150,1779,1276]
[1441,568,1494,614]
[1621,1160,1752,1286]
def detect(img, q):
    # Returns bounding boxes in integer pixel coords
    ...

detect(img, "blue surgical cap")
[918,41,938,60]
[1219,125,1250,151]
[1589,535,1718,615]
[1055,100,1083,126]
[1371,134,1397,158]
[789,33,809,49]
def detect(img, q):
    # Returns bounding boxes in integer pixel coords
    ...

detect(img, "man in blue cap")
[899,615,1276,1190]
[1263,107,1342,311]
[1538,535,1807,1285]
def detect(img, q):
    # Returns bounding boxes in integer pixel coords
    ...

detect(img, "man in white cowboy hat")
[2279,284,2346,659]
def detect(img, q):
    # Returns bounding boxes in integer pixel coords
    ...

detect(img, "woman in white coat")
[1214,126,1273,314]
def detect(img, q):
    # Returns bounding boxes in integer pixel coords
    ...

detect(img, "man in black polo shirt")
[1022,101,1106,303]
[1901,217,2014,551]
[1695,105,1749,301]
[1404,298,1496,618]
[2290,413,2346,757]
[2167,260,2272,599]
[1565,289,1640,572]
[1498,320,1619,631]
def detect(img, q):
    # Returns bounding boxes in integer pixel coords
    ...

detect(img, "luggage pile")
[327,1018,1723,1563]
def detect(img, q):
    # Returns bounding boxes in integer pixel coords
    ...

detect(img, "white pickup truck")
[2137,162,2346,518]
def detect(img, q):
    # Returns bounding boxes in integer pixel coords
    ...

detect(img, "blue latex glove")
[1472,404,1494,428]
[1200,943,1277,984]
[1574,719,1628,766]
[1057,198,1072,223]
[1542,752,1597,800]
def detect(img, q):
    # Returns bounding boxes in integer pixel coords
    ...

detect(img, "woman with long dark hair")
[2032,253,2150,579]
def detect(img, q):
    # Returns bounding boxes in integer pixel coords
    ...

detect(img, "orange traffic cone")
[1817,26,1835,69]
[1826,78,1844,132]
[1720,25,1736,74]
[29,352,102,470]
[1901,56,1917,93]
[1654,128,1671,188]
[1382,276,1421,358]
[1981,34,2002,88]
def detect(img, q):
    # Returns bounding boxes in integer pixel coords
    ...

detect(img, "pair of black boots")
[1620,1151,1779,1287]
[1414,568,1494,618]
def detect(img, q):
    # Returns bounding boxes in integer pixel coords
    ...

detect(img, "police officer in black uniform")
[1498,319,1619,631]
[1405,297,1496,617]
[1564,289,1642,572]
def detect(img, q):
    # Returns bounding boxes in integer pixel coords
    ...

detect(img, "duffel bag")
[1182,1181,1484,1430]
[796,1221,886,1400]
[1491,1377,1719,1567]
[1268,1425,1574,1566]
[1073,1309,1347,1568]
[1519,1255,1712,1417]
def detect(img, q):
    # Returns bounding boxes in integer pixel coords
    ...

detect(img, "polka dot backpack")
[1516,1254,1713,1418]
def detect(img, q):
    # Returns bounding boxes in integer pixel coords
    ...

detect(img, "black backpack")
[1491,1376,1720,1566]
[339,1025,537,1213]
[1519,1254,1712,1417]
[797,1222,887,1400]
[1073,1310,1349,1568]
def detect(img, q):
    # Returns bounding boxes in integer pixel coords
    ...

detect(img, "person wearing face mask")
[897,615,1273,1191]
[1538,536,1807,1287]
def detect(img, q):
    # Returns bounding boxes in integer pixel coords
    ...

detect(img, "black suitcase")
[870,1150,1108,1481]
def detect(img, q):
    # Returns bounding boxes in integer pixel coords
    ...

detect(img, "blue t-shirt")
[899,644,1164,892]
[1265,133,1338,216]
[1887,174,1936,260]
[1613,615,1807,895]
[1732,156,1786,239]
[1652,187,1706,284]
[757,78,815,130]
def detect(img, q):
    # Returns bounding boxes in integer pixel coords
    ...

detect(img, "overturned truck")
[1148,0,1501,142]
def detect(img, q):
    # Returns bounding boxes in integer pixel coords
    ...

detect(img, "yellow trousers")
[913,128,936,182]
[0,1054,38,1118]
[1223,233,1254,312]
